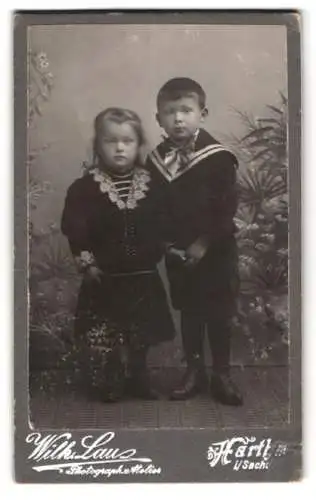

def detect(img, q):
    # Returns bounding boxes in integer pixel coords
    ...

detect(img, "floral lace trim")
[74,250,96,272]
[91,167,150,210]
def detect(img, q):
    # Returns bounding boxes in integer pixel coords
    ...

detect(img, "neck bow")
[163,136,196,175]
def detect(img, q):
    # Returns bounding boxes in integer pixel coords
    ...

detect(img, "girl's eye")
[102,137,135,144]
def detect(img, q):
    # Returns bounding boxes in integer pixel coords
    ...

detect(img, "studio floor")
[29,366,289,430]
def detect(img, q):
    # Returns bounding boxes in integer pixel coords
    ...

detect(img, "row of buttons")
[124,245,137,257]
[123,212,137,256]
[126,225,136,237]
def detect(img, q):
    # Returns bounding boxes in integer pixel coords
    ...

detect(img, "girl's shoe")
[125,375,160,400]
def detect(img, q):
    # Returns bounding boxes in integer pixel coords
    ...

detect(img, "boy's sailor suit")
[146,128,243,405]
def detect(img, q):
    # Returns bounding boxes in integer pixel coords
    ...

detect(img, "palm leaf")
[266,104,283,115]
[31,231,77,281]
[234,205,256,226]
[279,91,288,105]
[238,167,287,211]
[257,118,282,125]
[248,138,274,148]
[260,160,288,173]
[242,253,288,295]
[241,126,275,142]
[251,149,271,162]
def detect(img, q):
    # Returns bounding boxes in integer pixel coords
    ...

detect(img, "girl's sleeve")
[61,179,97,271]
[146,156,173,247]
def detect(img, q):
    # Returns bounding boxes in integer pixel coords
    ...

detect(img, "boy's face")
[97,120,139,175]
[156,94,207,143]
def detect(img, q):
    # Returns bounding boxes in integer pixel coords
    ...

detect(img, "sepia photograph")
[14,11,301,482]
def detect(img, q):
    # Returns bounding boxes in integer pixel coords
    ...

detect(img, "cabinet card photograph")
[14,11,301,482]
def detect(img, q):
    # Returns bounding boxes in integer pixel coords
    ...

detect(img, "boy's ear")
[201,107,208,122]
[155,112,161,127]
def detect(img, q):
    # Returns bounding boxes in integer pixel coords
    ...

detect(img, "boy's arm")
[185,153,238,266]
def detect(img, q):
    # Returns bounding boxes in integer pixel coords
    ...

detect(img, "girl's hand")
[85,266,103,283]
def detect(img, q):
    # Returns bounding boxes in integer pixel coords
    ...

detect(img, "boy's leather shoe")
[210,372,243,406]
[170,362,208,400]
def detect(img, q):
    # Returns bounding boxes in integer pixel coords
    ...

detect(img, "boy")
[146,77,243,405]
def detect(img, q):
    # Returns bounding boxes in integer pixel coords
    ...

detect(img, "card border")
[14,10,301,483]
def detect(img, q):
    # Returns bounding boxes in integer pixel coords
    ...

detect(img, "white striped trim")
[187,145,228,170]
[152,147,166,166]
[149,150,173,181]
[150,144,233,182]
[190,143,226,160]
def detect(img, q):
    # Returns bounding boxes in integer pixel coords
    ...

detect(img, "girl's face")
[97,120,139,175]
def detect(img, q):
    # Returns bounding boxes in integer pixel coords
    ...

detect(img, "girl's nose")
[116,141,124,151]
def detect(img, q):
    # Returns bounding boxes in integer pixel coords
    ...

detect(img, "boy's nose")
[116,141,125,151]
[174,112,183,123]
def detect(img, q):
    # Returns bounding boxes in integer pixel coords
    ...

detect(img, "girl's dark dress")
[61,166,174,395]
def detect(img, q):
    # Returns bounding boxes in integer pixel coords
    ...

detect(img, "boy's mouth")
[173,127,187,134]
[114,155,127,161]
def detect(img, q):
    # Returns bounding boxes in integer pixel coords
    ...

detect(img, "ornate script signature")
[26,431,159,475]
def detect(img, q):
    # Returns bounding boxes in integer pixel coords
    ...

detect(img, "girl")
[61,108,174,402]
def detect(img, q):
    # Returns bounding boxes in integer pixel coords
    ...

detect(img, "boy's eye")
[178,106,193,113]
[163,107,192,115]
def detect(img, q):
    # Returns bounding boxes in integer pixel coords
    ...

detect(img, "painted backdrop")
[29,24,288,369]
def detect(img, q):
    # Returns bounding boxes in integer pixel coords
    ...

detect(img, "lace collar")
[90,166,151,210]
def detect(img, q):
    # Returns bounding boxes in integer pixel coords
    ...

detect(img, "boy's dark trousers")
[171,304,243,406]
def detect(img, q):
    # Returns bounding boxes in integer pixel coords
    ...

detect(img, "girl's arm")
[61,179,100,275]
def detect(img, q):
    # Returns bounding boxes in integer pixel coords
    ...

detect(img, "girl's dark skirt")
[74,270,174,345]
[73,270,175,399]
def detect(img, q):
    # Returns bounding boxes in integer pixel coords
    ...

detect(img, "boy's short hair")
[157,77,206,109]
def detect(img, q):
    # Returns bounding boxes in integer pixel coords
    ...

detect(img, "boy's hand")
[85,266,104,283]
[185,236,209,268]
[166,246,187,263]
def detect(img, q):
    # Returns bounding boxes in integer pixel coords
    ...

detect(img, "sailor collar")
[149,129,234,182]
